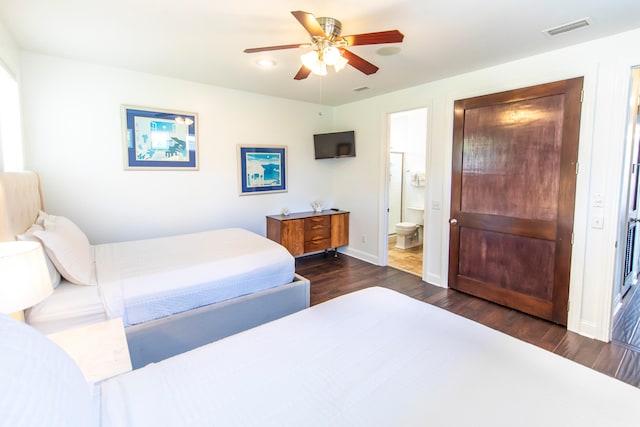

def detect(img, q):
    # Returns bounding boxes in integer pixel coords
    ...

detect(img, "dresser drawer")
[304,225,330,241]
[304,237,331,253]
[304,215,330,233]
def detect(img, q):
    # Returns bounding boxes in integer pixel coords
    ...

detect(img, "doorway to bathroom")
[387,107,427,277]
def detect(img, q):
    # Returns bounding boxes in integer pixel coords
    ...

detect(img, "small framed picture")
[122,105,198,170]
[238,145,287,195]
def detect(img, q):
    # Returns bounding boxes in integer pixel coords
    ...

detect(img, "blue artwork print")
[246,152,281,188]
[134,118,187,161]
[239,146,287,194]
[123,106,197,170]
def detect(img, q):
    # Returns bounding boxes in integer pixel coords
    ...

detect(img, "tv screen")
[313,131,356,159]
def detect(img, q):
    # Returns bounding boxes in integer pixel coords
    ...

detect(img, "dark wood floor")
[613,283,640,352]
[295,253,640,388]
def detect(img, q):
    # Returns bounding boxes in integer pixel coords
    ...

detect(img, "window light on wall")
[0,63,23,172]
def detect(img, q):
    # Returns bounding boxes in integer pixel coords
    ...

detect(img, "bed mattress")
[95,228,295,326]
[98,286,640,426]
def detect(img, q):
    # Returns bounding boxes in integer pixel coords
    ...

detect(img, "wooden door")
[449,77,583,325]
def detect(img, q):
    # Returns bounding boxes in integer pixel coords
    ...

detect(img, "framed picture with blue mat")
[238,145,287,195]
[122,105,198,170]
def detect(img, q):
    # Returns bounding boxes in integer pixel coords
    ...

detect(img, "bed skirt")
[126,274,310,368]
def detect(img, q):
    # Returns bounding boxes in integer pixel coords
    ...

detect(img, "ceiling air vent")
[543,18,590,36]
[353,86,370,92]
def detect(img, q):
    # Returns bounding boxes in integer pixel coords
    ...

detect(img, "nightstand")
[47,318,132,383]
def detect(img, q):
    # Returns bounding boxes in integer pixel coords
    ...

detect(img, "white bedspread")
[95,228,294,326]
[99,287,640,426]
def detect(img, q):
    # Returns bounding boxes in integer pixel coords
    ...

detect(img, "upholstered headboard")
[0,171,43,242]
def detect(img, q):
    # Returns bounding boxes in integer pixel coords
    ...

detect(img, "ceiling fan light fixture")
[301,50,319,69]
[334,55,349,72]
[312,61,327,76]
[323,45,341,66]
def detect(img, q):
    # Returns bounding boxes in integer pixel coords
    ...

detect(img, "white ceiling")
[1,0,640,106]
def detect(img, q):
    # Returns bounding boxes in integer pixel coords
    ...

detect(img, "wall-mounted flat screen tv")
[313,131,356,159]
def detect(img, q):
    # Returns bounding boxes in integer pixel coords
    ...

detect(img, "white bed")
[0,171,310,368]
[27,227,296,330]
[2,286,639,427]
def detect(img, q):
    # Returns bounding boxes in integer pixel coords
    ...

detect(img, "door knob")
[631,218,640,224]
[450,218,458,225]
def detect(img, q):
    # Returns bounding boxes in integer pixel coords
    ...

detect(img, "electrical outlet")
[591,215,604,229]
[361,235,367,243]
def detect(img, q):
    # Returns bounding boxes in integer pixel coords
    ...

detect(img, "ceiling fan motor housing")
[317,17,342,40]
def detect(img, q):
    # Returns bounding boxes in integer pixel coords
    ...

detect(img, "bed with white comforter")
[2,286,639,427]
[103,228,293,327]
[0,171,310,367]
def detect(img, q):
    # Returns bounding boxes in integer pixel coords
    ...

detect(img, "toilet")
[395,207,424,249]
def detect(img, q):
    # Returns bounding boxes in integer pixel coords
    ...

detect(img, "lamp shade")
[0,241,53,313]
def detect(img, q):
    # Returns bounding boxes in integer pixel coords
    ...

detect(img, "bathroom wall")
[389,108,427,229]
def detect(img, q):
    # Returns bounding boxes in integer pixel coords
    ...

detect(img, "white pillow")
[17,224,62,289]
[35,210,49,226]
[33,215,96,286]
[0,314,93,426]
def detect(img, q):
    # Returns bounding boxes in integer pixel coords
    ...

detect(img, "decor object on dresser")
[0,171,310,369]
[238,145,287,195]
[0,241,53,321]
[267,209,349,257]
[122,105,198,170]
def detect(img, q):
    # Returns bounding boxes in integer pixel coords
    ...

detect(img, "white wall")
[19,53,336,244]
[333,28,640,341]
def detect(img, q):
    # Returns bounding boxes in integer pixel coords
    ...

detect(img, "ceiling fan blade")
[294,65,312,80]
[291,11,326,38]
[340,49,379,75]
[340,30,404,46]
[244,43,311,54]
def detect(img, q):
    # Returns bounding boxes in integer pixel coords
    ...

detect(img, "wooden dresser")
[266,210,349,257]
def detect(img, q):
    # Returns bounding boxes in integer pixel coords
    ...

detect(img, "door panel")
[449,77,583,325]
[461,96,563,221]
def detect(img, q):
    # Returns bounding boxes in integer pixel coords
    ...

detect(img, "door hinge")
[575,162,579,175]
[580,90,584,103]
[567,300,570,312]
[571,233,574,245]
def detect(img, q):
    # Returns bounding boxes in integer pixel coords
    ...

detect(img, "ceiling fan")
[244,10,404,80]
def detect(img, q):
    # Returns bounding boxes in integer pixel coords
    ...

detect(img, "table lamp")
[0,241,53,322]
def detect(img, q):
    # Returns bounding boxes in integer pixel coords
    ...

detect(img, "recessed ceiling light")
[256,59,276,68]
